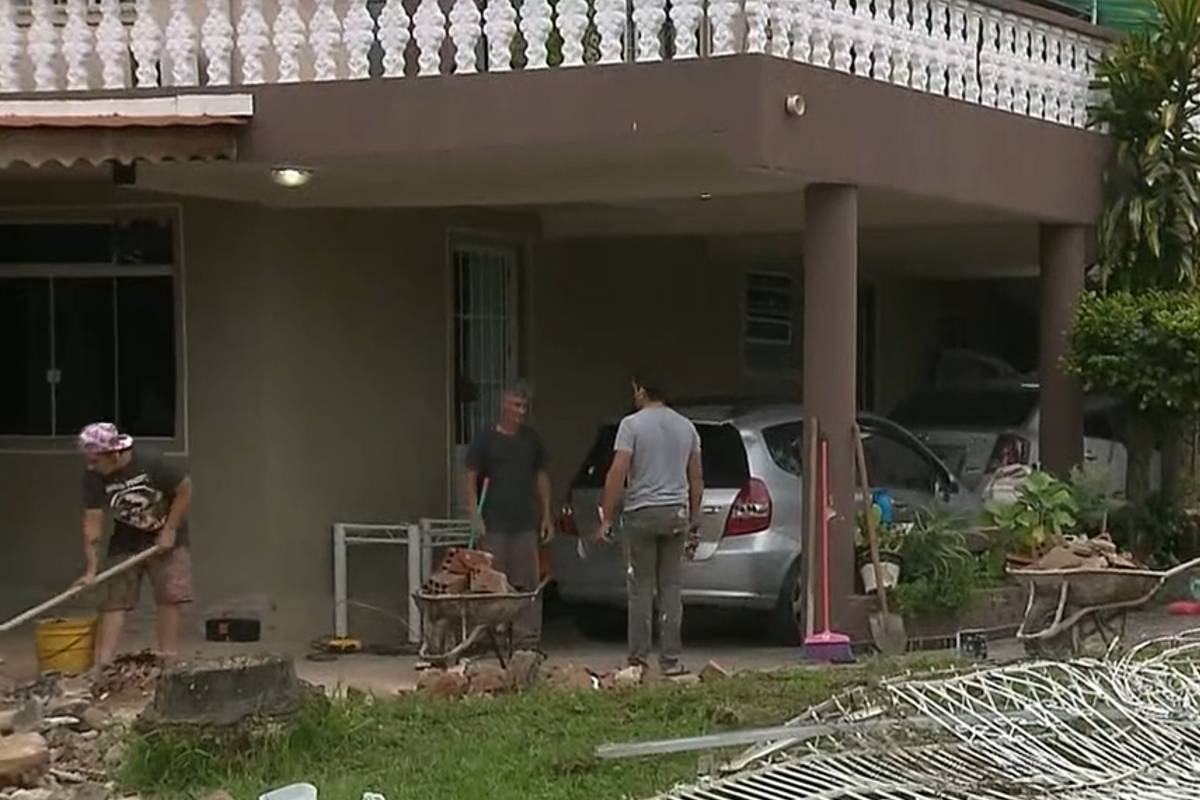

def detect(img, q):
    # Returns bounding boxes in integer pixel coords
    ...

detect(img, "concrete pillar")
[803,184,858,632]
[1038,224,1086,477]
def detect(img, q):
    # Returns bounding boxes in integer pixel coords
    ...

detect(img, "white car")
[890,384,1148,497]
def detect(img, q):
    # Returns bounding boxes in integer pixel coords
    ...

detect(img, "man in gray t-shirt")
[595,373,704,674]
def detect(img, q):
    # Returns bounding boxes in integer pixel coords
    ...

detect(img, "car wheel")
[573,604,626,641]
[768,561,805,645]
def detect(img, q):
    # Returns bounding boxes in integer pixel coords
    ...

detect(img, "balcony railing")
[0,0,1107,127]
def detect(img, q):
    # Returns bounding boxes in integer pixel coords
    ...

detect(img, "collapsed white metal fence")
[659,631,1200,800]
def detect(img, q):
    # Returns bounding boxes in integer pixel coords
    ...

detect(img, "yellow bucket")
[35,617,97,676]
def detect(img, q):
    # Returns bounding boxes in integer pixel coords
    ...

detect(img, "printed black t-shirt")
[82,448,190,555]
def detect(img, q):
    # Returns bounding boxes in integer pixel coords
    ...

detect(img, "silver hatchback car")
[549,400,966,642]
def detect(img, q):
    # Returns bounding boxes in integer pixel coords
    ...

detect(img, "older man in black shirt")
[465,383,552,645]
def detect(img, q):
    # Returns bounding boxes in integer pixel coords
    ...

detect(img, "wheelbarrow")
[1010,555,1200,659]
[413,580,548,668]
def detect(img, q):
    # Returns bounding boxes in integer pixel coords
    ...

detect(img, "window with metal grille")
[744,271,794,373]
[0,212,179,442]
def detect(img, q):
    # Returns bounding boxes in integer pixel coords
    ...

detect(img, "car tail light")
[724,479,773,537]
[987,434,1031,472]
[555,503,578,536]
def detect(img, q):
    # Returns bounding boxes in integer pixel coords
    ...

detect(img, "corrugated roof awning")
[0,94,251,167]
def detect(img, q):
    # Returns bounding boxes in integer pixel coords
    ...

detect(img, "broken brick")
[422,570,470,595]
[469,567,513,594]
[440,548,495,575]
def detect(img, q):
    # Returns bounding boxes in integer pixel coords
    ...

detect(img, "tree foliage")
[1091,0,1200,290]
[1067,289,1200,416]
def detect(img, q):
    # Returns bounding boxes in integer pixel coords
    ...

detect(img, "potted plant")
[855,504,904,593]
[890,507,982,620]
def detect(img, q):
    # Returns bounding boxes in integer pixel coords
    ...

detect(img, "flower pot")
[858,550,902,593]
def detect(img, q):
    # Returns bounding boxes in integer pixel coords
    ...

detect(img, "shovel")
[0,547,161,633]
[852,424,907,656]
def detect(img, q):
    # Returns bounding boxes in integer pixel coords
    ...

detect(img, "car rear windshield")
[891,389,1039,429]
[762,421,803,476]
[572,422,750,489]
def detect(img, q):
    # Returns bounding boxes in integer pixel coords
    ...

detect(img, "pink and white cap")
[78,422,134,454]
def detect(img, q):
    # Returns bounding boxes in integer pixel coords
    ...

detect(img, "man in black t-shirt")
[77,422,193,666]
[464,383,552,644]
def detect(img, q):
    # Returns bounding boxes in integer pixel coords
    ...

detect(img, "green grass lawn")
[120,658,951,800]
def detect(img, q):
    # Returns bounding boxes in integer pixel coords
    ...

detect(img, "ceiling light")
[699,192,713,201]
[271,166,313,188]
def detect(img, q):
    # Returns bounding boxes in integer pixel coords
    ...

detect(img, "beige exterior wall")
[0,192,973,641]
[532,238,803,494]
[0,195,459,641]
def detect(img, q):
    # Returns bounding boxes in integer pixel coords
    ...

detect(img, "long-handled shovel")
[0,547,161,633]
[852,423,907,656]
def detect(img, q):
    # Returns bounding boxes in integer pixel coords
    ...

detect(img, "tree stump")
[137,655,311,729]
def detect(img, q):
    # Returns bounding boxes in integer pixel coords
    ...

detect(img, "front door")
[448,241,520,517]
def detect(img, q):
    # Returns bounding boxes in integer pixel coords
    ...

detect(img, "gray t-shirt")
[614,406,701,512]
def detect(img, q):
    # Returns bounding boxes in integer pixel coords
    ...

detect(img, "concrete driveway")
[3,601,1198,698]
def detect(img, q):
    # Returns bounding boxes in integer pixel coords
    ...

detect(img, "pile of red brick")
[422,548,513,595]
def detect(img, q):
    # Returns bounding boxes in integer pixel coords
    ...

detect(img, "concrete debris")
[68,784,110,800]
[669,674,702,687]
[504,650,545,692]
[0,704,42,736]
[604,666,643,691]
[416,670,468,701]
[545,664,597,692]
[74,712,110,736]
[700,661,731,683]
[90,653,163,701]
[46,771,82,786]
[5,790,54,800]
[464,664,509,696]
[1031,534,1144,571]
[0,733,49,786]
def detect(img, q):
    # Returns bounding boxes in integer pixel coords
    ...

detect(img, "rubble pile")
[90,653,162,702]
[416,654,729,700]
[1029,534,1144,572]
[421,549,513,596]
[0,666,143,800]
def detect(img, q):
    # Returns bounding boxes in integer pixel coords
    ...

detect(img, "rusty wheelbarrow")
[413,579,548,668]
[1010,555,1200,659]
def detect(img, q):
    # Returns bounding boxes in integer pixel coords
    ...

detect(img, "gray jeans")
[622,505,689,667]
[480,529,542,644]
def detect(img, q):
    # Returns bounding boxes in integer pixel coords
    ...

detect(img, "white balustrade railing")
[0,0,1105,127]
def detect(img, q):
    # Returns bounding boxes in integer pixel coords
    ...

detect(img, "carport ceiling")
[538,189,1022,238]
